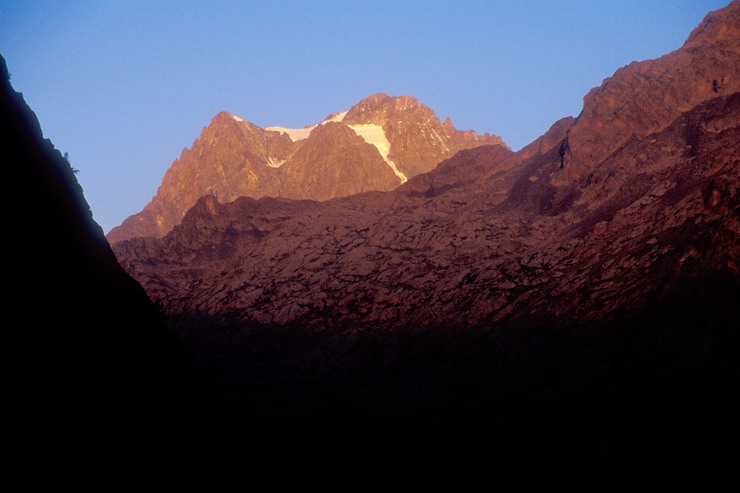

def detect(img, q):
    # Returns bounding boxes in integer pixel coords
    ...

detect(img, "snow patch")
[265,126,316,142]
[323,111,348,123]
[348,124,407,183]
[265,157,286,168]
[430,129,449,152]
[265,109,348,142]
[231,114,246,123]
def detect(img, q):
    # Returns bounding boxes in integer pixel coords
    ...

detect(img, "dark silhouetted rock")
[2,54,230,476]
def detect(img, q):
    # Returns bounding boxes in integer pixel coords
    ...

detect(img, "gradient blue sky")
[1,0,729,233]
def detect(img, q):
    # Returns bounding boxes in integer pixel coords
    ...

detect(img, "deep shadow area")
[3,55,233,477]
[168,265,738,485]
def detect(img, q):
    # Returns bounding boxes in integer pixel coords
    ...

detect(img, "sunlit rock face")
[113,2,739,333]
[107,93,505,244]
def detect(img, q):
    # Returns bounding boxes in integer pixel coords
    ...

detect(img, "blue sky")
[1,0,729,233]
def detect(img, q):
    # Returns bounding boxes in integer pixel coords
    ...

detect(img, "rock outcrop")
[107,94,506,244]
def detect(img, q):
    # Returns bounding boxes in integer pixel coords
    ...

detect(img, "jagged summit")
[107,93,505,244]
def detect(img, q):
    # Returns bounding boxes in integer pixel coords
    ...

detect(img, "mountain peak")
[344,93,429,125]
[684,0,740,48]
[108,93,506,244]
[212,111,241,123]
[358,92,394,105]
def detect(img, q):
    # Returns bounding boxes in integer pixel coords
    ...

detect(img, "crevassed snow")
[348,124,408,183]
[265,125,316,142]
[265,157,286,168]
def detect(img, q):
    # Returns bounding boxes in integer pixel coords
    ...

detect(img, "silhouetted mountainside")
[108,93,505,244]
[2,55,230,476]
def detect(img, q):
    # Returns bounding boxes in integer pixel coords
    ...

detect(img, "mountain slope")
[107,2,739,480]
[114,94,739,329]
[107,94,505,244]
[113,1,739,331]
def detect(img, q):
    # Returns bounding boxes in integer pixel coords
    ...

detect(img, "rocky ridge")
[107,94,505,244]
[559,2,739,181]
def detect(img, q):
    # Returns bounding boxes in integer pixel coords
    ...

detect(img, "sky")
[1,0,730,233]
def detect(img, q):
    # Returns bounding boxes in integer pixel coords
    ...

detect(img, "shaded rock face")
[107,93,506,244]
[2,55,230,471]
[113,2,739,334]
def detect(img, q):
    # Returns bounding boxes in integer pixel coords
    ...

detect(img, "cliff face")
[2,55,225,472]
[113,2,739,333]
[107,93,506,244]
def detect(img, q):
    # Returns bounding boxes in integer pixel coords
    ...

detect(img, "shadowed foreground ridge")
[2,55,230,474]
[111,2,739,484]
